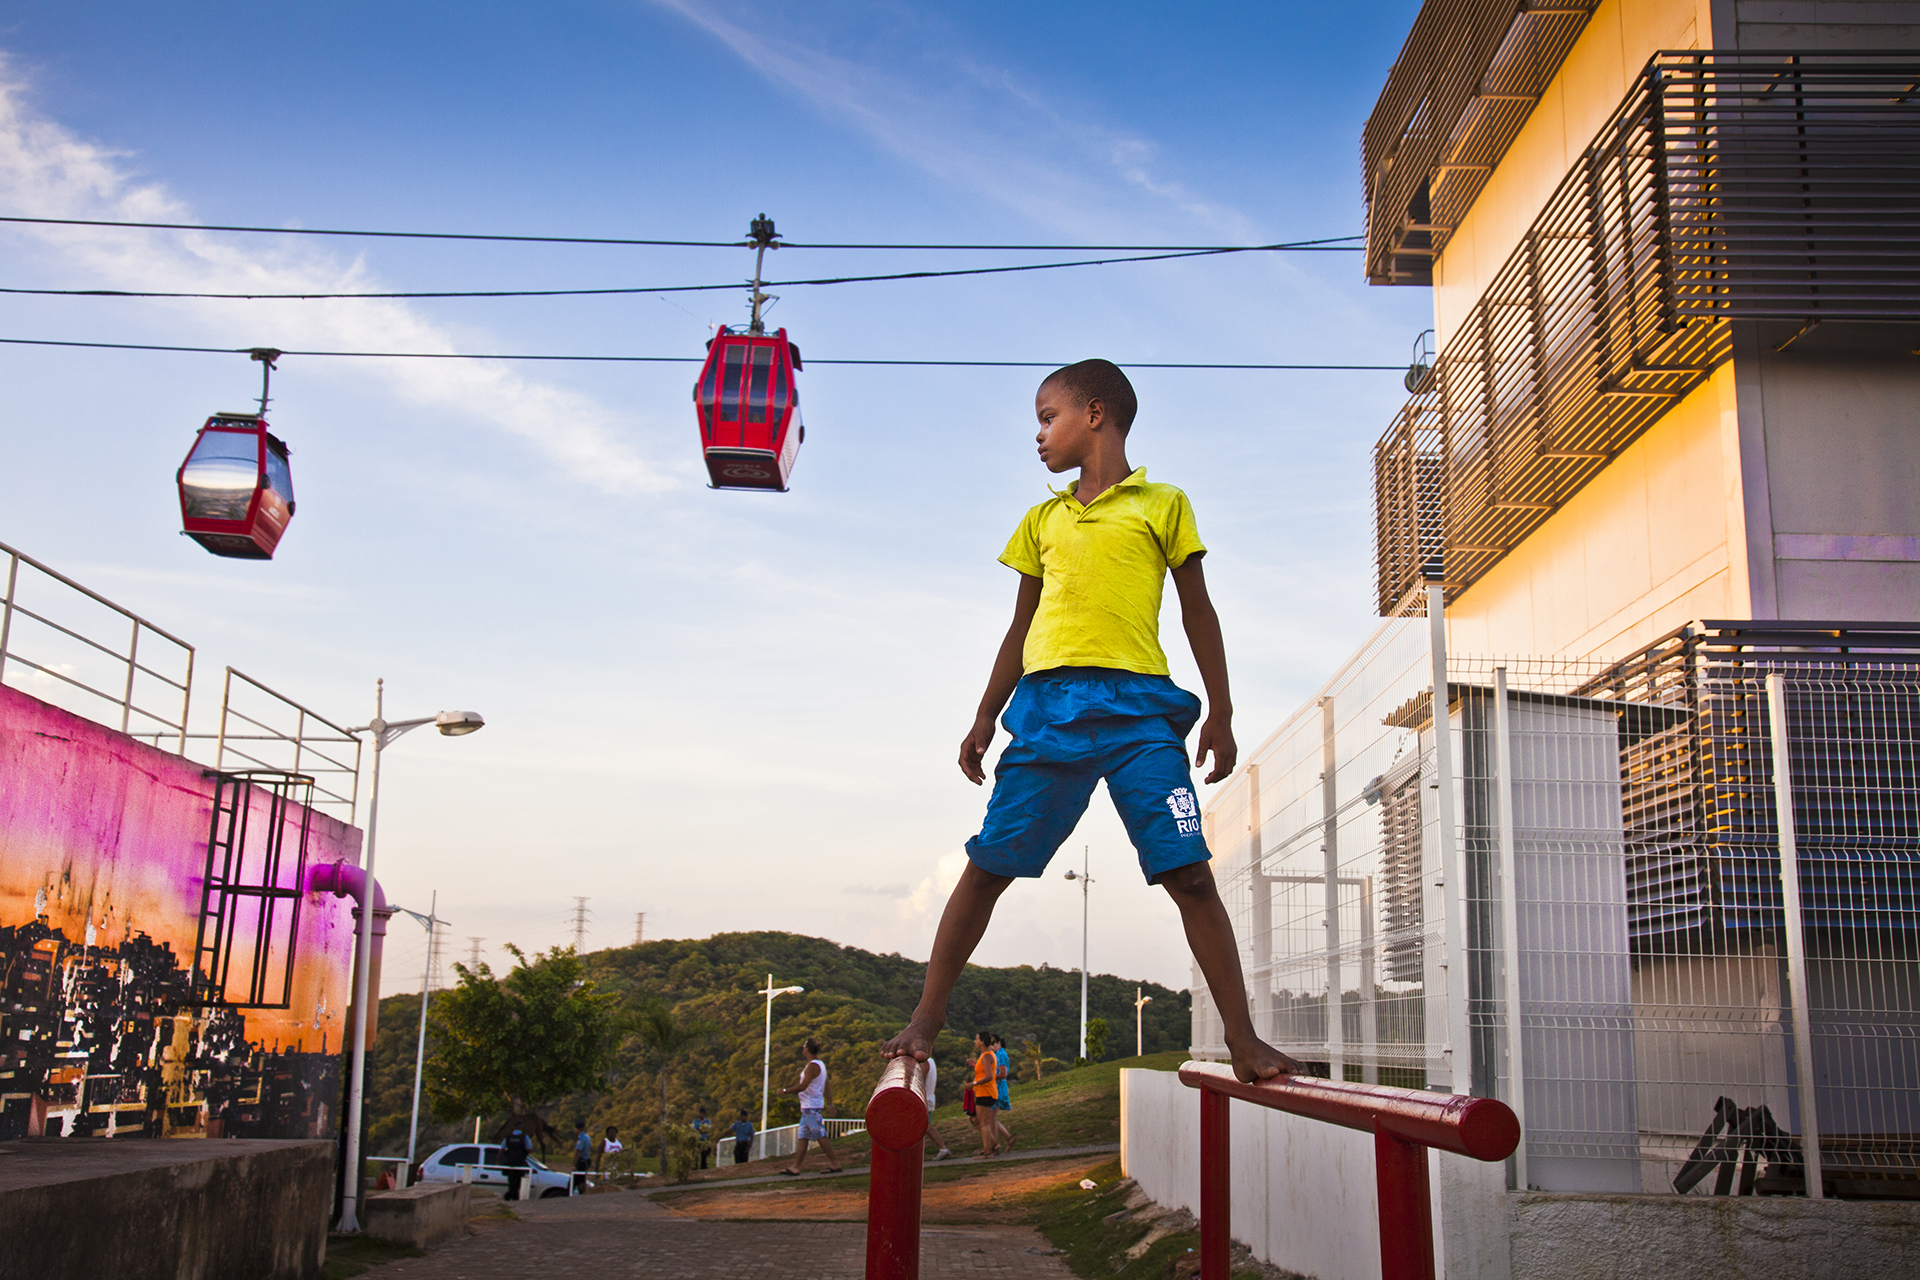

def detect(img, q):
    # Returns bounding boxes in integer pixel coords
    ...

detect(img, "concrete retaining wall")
[0,1137,333,1280]
[364,1182,470,1250]
[1510,1192,1920,1280]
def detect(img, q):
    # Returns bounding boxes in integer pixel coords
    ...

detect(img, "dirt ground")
[657,1155,1111,1224]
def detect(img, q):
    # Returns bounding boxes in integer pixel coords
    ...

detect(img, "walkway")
[368,1189,1078,1279]
[643,1142,1120,1196]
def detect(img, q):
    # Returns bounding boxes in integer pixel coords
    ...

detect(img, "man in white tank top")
[777,1036,843,1175]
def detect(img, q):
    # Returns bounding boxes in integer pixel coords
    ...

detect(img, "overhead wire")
[0,336,1401,370]
[0,212,1362,253]
[0,244,1362,302]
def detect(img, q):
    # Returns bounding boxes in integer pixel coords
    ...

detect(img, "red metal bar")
[1199,1085,1231,1280]
[1177,1062,1518,1160]
[865,1058,929,1280]
[1374,1126,1435,1280]
[1180,1062,1517,1280]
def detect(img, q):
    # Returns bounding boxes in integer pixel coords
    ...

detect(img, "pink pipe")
[309,861,392,1048]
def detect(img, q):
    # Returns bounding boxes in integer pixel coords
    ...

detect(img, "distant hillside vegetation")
[365,930,1189,1160]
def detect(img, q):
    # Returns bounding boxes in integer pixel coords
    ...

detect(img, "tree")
[627,997,720,1173]
[1085,1017,1110,1063]
[426,945,618,1148]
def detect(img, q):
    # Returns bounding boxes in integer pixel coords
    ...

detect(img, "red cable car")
[693,326,804,491]
[694,214,806,492]
[177,349,296,559]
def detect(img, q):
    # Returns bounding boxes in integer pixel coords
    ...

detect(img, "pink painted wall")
[0,684,362,1139]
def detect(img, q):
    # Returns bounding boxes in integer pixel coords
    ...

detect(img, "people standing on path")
[970,1031,1001,1157]
[730,1110,755,1165]
[778,1037,843,1175]
[878,360,1300,1088]
[571,1120,591,1192]
[500,1126,531,1201]
[991,1033,1015,1151]
[692,1105,713,1169]
[598,1125,622,1173]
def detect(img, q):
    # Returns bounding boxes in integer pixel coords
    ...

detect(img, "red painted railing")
[865,1057,930,1280]
[1179,1062,1520,1280]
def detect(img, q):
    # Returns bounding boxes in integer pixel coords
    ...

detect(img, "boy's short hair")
[1042,359,1138,434]
[804,1036,821,1055]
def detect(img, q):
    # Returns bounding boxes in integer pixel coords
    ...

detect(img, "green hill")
[362,930,1189,1162]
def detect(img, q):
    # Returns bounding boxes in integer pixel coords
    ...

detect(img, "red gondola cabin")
[177,413,295,559]
[693,327,804,491]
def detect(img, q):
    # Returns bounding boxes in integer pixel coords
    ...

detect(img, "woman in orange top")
[970,1031,1001,1157]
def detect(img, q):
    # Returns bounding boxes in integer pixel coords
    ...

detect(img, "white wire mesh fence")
[1194,612,1920,1198]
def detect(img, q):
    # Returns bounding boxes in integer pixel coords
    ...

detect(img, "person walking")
[922,1054,951,1160]
[970,1031,1001,1157]
[777,1037,843,1175]
[571,1120,591,1193]
[500,1126,531,1202]
[991,1034,1015,1151]
[598,1125,622,1173]
[695,1113,718,1174]
[730,1110,755,1165]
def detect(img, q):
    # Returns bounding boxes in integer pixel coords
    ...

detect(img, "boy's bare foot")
[1228,1036,1300,1083]
[880,1016,940,1061]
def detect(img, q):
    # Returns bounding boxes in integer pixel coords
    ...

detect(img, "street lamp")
[389,894,450,1179]
[337,679,484,1233]
[1134,987,1153,1058]
[758,974,804,1154]
[1064,846,1094,1061]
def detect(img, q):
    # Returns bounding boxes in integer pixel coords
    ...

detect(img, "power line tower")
[570,897,591,953]
[466,937,485,970]
[634,912,646,945]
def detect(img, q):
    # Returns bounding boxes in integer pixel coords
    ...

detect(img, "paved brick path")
[367,1188,1078,1279]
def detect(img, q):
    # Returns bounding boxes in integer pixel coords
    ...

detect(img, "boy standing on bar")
[883,360,1298,1085]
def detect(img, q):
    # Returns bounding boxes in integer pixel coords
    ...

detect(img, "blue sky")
[0,1,1429,994]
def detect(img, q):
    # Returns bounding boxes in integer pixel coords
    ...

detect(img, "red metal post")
[1374,1125,1435,1280]
[1199,1083,1231,1280]
[865,1059,929,1280]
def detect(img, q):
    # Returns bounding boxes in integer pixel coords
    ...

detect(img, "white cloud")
[0,60,672,495]
[644,0,1259,243]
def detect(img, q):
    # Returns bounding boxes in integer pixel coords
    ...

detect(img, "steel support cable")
[0,244,1365,302]
[0,212,1362,253]
[0,335,1399,370]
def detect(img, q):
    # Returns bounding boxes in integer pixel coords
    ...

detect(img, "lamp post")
[1134,987,1153,1058]
[1064,846,1093,1061]
[389,893,450,1178]
[758,974,804,1154]
[336,679,484,1233]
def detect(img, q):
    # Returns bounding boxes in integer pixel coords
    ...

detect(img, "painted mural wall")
[0,684,362,1140]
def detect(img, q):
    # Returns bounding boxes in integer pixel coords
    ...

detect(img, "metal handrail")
[864,1059,930,1280]
[0,538,195,750]
[1178,1062,1519,1280]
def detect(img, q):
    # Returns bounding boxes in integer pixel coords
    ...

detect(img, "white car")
[413,1142,575,1198]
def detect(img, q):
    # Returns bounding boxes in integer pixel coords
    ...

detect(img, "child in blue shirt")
[883,360,1296,1085]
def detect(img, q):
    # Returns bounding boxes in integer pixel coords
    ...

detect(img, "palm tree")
[627,998,720,1172]
[1020,1037,1048,1083]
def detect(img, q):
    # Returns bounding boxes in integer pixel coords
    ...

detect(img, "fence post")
[1765,671,1824,1198]
[1374,1125,1435,1280]
[1427,582,1471,1094]
[865,1059,929,1280]
[1199,1086,1231,1280]
[1491,666,1528,1191]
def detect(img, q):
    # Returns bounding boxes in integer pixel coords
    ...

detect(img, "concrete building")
[1126,4,1920,1277]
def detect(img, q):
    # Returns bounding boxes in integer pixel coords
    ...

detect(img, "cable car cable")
[0,212,1361,253]
[0,244,1363,302]
[0,336,1400,370]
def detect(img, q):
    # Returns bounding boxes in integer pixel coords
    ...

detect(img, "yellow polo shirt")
[999,468,1205,676]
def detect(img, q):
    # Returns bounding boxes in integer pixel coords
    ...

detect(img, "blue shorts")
[798,1109,826,1140]
[965,667,1210,883]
